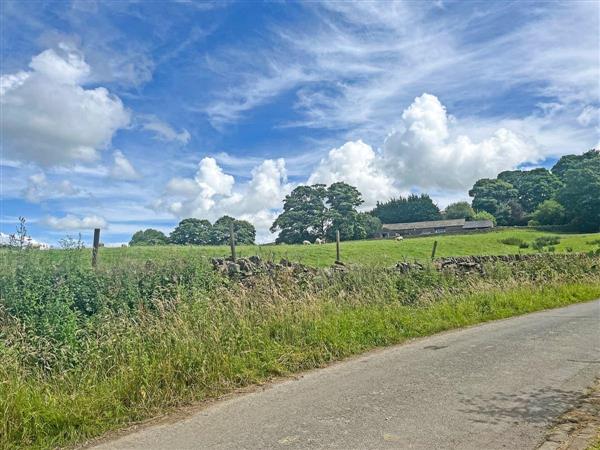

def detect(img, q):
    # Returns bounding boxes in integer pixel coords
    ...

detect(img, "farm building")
[381,218,494,237]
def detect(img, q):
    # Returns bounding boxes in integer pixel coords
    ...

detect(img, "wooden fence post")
[336,230,341,263]
[92,228,100,268]
[229,222,236,262]
[431,240,438,261]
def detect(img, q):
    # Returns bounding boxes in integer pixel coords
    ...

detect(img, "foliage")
[6,216,29,249]
[529,200,566,226]
[500,237,525,246]
[472,210,497,225]
[556,165,600,232]
[498,168,563,212]
[370,194,441,224]
[59,233,85,250]
[271,184,328,244]
[468,178,523,225]
[212,216,256,245]
[272,182,367,244]
[169,219,212,245]
[129,228,169,246]
[358,213,382,239]
[444,202,475,220]
[325,182,364,241]
[532,236,561,250]
[1,251,599,449]
[551,149,600,181]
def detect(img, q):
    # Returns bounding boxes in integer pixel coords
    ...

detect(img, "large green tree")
[270,184,328,244]
[529,200,566,226]
[370,194,441,224]
[468,178,520,225]
[556,166,600,232]
[444,201,475,220]
[551,149,600,181]
[357,213,382,239]
[169,219,213,245]
[497,168,563,212]
[325,182,364,241]
[212,216,256,245]
[129,229,168,246]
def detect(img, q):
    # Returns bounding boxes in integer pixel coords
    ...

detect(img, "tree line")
[130,149,599,246]
[468,149,599,231]
[129,215,256,246]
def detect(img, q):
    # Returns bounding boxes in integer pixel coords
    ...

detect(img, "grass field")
[40,228,600,268]
[2,228,600,449]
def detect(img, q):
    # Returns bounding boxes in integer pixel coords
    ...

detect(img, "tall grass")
[1,251,599,449]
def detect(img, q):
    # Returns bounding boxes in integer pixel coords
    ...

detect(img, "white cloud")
[140,116,191,144]
[1,43,130,166]
[382,93,541,190]
[23,172,80,202]
[308,140,398,209]
[110,150,139,180]
[44,214,107,230]
[194,157,235,201]
[155,157,290,242]
[577,106,599,127]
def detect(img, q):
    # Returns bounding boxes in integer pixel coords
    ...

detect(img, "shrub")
[500,237,525,246]
[519,242,530,249]
[532,236,561,250]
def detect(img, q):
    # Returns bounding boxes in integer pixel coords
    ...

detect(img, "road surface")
[92,300,600,450]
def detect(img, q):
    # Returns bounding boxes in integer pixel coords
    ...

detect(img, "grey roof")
[382,218,466,231]
[462,220,494,229]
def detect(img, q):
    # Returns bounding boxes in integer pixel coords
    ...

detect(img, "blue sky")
[1,0,599,245]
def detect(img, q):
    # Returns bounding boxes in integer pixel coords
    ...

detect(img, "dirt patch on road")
[538,378,600,450]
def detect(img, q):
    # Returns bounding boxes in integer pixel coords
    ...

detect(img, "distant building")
[381,218,494,237]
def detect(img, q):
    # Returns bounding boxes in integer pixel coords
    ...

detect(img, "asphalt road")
[92,300,600,450]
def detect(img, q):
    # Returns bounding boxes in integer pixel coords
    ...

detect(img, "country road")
[91,300,600,450]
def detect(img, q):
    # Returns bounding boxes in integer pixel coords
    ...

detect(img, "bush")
[500,237,525,246]
[519,242,530,249]
[532,236,561,251]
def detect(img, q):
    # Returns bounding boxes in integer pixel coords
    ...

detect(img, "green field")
[68,228,600,268]
[2,227,600,449]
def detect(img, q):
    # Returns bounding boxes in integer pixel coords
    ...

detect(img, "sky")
[1,0,599,246]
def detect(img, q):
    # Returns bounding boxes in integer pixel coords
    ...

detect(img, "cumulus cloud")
[23,172,80,203]
[155,156,290,242]
[110,150,139,180]
[43,214,107,230]
[141,116,191,144]
[382,93,541,190]
[0,43,130,166]
[308,140,398,209]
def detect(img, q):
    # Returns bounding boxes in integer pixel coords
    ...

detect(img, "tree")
[444,202,475,220]
[325,182,364,241]
[212,216,256,245]
[551,149,600,181]
[129,229,169,246]
[270,185,328,244]
[556,166,600,232]
[498,168,563,212]
[529,200,566,226]
[468,178,520,226]
[472,210,497,226]
[169,218,212,245]
[370,194,441,224]
[358,213,382,239]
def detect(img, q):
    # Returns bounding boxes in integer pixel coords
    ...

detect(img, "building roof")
[382,218,466,231]
[462,220,494,229]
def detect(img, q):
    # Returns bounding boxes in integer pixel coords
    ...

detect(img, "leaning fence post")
[229,222,236,262]
[92,228,100,268]
[336,230,341,263]
[431,240,438,261]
